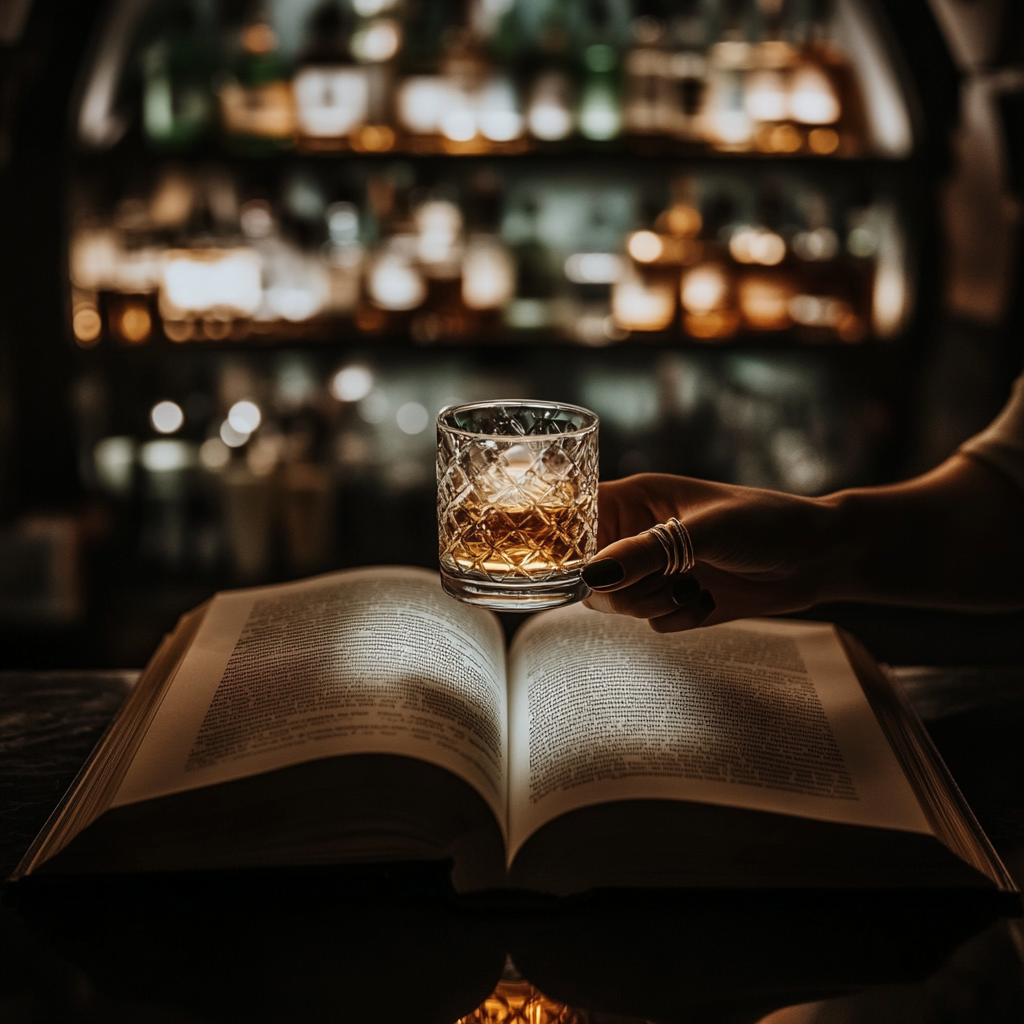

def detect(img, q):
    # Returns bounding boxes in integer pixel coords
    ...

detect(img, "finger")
[649,590,716,633]
[586,574,701,618]
[582,530,672,592]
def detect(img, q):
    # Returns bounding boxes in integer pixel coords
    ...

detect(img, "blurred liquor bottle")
[294,0,367,151]
[141,0,216,151]
[219,2,296,155]
[574,0,629,142]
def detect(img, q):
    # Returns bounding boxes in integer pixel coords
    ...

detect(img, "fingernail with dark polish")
[582,558,625,589]
[671,576,701,605]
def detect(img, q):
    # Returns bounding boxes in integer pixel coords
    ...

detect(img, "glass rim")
[436,400,599,441]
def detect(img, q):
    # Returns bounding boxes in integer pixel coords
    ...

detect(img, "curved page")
[507,606,931,863]
[113,567,509,833]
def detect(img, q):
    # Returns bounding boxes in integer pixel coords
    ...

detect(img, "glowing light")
[578,79,620,140]
[228,401,261,435]
[352,124,394,151]
[94,437,135,495]
[119,304,152,343]
[162,249,262,317]
[331,365,374,402]
[729,229,786,266]
[73,307,102,345]
[199,437,231,471]
[808,127,840,154]
[294,67,369,137]
[397,77,450,134]
[396,401,429,434]
[767,123,802,153]
[462,237,515,309]
[627,231,664,263]
[351,19,400,63]
[564,253,624,285]
[527,73,573,141]
[478,77,523,142]
[368,251,427,310]
[664,204,702,237]
[70,229,120,290]
[681,265,728,314]
[745,70,787,121]
[415,200,463,266]
[220,420,250,448]
[848,226,878,258]
[150,400,184,434]
[140,439,193,472]
[789,66,840,125]
[738,275,794,330]
[242,22,276,55]
[441,107,476,142]
[612,277,675,331]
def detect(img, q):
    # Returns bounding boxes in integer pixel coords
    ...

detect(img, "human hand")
[582,473,838,631]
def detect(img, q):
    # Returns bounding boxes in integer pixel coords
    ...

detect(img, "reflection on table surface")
[1,667,1023,1024]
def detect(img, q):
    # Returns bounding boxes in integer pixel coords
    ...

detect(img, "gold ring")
[645,517,695,576]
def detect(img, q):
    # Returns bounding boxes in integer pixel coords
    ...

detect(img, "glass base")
[440,569,590,611]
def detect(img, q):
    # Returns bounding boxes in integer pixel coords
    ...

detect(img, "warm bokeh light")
[351,19,400,63]
[162,249,262,317]
[462,238,515,309]
[808,126,840,154]
[729,228,786,266]
[119,303,152,343]
[73,307,102,346]
[681,265,729,314]
[744,69,787,121]
[627,231,664,263]
[738,274,795,330]
[789,65,841,125]
[662,203,702,237]
[368,250,427,310]
[612,275,675,331]
[330,365,374,402]
[150,400,184,434]
[228,400,262,435]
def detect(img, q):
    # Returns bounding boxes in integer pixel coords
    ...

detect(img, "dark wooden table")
[2,667,1024,1024]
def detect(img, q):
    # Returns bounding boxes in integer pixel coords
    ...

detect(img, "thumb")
[582,529,671,591]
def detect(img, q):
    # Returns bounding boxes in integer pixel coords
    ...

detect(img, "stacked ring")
[645,517,695,576]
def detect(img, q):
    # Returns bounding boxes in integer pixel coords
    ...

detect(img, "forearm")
[815,454,1024,611]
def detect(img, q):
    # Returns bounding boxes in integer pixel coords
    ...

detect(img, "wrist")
[809,488,865,605]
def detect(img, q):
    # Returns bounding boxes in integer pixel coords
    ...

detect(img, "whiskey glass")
[437,401,599,610]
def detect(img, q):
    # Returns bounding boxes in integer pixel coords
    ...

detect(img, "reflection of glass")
[437,401,598,610]
[455,959,582,1024]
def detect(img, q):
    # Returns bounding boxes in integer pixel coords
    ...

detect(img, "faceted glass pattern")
[437,401,598,610]
[455,975,583,1024]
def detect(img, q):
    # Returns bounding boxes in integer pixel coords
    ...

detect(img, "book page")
[506,606,931,861]
[113,567,509,830]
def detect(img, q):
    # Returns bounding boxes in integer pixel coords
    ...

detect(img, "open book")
[13,566,1017,897]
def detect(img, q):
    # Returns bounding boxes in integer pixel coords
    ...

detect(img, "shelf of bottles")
[136,0,880,160]
[68,0,913,350]
[69,159,909,348]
